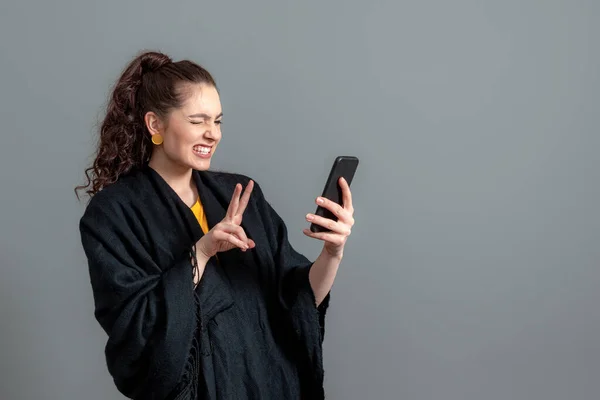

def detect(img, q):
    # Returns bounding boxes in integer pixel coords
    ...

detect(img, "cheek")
[165,127,194,156]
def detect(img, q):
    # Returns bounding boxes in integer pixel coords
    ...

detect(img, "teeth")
[194,146,210,154]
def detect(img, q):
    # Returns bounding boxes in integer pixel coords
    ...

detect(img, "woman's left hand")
[303,177,355,258]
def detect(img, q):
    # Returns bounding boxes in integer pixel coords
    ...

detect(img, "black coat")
[79,165,330,399]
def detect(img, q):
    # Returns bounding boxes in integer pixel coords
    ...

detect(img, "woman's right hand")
[195,180,256,261]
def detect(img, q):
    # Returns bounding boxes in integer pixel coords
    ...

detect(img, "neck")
[148,151,196,205]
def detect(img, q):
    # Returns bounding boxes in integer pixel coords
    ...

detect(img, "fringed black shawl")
[79,165,330,399]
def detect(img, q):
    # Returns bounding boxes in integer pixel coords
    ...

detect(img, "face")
[147,83,222,171]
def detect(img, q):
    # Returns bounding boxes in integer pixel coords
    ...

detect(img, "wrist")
[192,246,210,288]
[195,247,211,266]
[195,237,213,261]
[321,246,344,261]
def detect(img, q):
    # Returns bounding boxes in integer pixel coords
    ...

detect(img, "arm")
[309,249,343,307]
[303,176,355,306]
[247,177,351,397]
[79,198,199,399]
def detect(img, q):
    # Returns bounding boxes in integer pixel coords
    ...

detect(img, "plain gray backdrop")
[1,0,598,399]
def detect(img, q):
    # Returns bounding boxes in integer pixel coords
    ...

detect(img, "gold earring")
[151,134,163,145]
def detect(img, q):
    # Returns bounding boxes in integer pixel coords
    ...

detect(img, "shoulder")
[202,169,267,199]
[80,169,147,227]
[203,169,257,187]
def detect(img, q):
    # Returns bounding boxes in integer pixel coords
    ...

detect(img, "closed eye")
[190,120,222,125]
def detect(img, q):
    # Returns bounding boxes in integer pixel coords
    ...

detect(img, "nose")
[204,122,220,139]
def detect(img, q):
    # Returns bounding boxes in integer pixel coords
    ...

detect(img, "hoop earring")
[151,134,164,145]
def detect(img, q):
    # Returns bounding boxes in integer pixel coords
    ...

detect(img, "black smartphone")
[310,156,359,233]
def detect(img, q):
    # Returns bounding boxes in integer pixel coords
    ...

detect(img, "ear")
[144,111,163,136]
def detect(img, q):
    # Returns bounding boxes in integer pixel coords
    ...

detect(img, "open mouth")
[193,145,212,157]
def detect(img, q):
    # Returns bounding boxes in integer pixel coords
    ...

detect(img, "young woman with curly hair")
[76,50,355,400]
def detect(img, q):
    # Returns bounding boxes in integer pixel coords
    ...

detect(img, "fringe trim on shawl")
[170,247,203,400]
[171,291,201,400]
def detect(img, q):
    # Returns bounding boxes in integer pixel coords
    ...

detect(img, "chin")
[192,159,211,171]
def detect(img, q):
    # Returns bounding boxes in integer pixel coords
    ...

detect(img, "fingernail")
[306,214,314,221]
[317,197,324,204]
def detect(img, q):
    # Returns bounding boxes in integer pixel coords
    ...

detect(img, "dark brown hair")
[75,50,217,199]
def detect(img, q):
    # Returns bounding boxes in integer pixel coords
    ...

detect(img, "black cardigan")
[79,165,330,399]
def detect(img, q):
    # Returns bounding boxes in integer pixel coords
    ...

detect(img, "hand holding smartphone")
[309,156,359,233]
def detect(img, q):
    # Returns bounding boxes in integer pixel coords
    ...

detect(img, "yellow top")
[190,196,219,270]
[190,197,210,234]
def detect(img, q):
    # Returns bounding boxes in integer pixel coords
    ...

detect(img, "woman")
[76,50,355,400]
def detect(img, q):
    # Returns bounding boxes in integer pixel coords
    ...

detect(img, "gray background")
[1,0,598,399]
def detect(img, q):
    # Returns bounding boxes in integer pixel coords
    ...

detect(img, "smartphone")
[310,156,359,233]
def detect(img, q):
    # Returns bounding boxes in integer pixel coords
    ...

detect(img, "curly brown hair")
[75,50,217,199]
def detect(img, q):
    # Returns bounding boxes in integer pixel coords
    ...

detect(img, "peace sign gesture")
[195,180,256,259]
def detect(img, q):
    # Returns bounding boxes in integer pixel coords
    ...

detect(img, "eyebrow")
[187,112,223,119]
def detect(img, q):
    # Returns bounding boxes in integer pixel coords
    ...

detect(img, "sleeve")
[252,181,331,340]
[79,198,201,400]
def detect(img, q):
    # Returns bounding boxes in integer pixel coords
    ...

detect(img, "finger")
[226,234,250,251]
[302,228,346,246]
[214,229,249,250]
[226,183,242,220]
[306,213,352,236]
[220,222,251,243]
[316,196,350,222]
[236,180,254,218]
[222,223,255,250]
[339,177,353,211]
[232,225,251,245]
